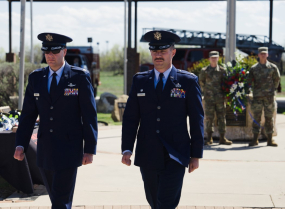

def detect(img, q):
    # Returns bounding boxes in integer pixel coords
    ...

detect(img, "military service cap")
[258,47,268,54]
[38,32,73,51]
[143,30,180,50]
[209,51,219,58]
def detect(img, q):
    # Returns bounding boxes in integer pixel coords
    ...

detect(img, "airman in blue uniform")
[121,30,204,209]
[14,33,98,209]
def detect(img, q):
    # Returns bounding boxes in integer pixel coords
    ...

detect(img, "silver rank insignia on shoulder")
[68,83,76,87]
[34,93,40,96]
[43,75,46,77]
[175,83,181,88]
[170,76,174,79]
[64,74,68,77]
[149,77,152,79]
[140,89,143,92]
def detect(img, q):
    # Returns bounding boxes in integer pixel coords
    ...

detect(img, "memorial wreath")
[222,55,253,115]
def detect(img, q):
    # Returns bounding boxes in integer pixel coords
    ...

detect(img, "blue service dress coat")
[16,62,98,171]
[122,66,204,169]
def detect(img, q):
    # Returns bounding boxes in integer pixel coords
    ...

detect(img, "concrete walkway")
[1,115,285,208]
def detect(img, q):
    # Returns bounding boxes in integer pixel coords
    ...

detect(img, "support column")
[134,0,137,52]
[225,0,236,63]
[6,0,16,63]
[30,0,34,63]
[123,0,127,95]
[9,0,12,53]
[269,0,273,44]
[128,0,132,48]
[18,0,26,110]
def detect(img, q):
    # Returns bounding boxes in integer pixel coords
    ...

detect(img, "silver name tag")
[137,93,145,97]
[34,93,40,96]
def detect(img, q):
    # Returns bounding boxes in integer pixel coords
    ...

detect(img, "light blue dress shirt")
[153,66,172,89]
[47,62,65,93]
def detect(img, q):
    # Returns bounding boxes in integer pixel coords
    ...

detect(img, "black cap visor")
[149,43,174,50]
[41,44,65,52]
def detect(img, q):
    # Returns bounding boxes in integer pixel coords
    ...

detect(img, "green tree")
[100,44,152,75]
[138,45,152,64]
[100,44,124,75]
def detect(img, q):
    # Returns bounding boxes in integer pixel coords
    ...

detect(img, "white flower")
[232,84,237,90]
[230,88,235,94]
[227,62,232,67]
[236,91,242,97]
[242,89,245,95]
[249,87,252,92]
[238,82,244,88]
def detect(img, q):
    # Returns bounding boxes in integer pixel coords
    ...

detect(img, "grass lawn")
[96,71,124,125]
[0,176,16,199]
[97,113,122,126]
[97,71,124,97]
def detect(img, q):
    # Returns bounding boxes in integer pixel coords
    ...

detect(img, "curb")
[0,206,284,209]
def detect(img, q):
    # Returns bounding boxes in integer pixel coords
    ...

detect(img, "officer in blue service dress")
[14,33,98,209]
[121,30,204,209]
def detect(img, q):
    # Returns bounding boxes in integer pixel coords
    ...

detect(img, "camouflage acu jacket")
[247,61,280,98]
[199,65,226,101]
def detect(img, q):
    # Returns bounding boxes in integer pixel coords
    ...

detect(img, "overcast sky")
[0,0,284,53]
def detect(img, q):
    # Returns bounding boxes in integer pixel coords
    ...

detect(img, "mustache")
[155,58,164,61]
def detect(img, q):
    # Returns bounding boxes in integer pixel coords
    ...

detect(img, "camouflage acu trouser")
[204,99,226,134]
[251,96,276,134]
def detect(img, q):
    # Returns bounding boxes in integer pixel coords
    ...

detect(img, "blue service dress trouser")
[140,149,186,209]
[39,167,78,209]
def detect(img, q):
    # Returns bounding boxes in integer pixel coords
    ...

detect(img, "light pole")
[18,0,26,110]
[225,0,236,63]
[123,0,127,95]
[30,0,34,63]
[106,41,109,53]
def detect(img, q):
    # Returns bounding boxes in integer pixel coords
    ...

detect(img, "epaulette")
[268,62,277,68]
[135,71,149,76]
[177,69,195,77]
[71,66,89,74]
[30,68,45,75]
[251,63,259,68]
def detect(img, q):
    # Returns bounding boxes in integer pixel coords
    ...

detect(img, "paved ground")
[1,115,285,208]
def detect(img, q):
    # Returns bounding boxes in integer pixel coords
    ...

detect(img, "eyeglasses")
[44,49,62,55]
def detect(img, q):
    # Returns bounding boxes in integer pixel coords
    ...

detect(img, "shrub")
[0,63,47,109]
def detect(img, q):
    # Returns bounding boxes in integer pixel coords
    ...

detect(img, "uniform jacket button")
[156,130,160,133]
[157,118,160,122]
[157,106,161,109]
[50,129,53,133]
[50,106,54,109]
[50,117,53,121]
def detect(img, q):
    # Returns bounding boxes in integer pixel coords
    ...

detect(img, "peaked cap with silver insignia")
[38,32,73,51]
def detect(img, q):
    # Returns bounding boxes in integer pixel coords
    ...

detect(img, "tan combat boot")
[219,133,232,145]
[267,134,278,147]
[205,132,213,145]
[248,133,259,146]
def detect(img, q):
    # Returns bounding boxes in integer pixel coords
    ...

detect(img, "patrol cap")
[209,51,219,58]
[38,32,73,51]
[258,47,268,54]
[143,30,180,50]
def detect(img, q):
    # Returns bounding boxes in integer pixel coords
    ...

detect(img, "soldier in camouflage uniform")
[199,51,232,145]
[247,47,280,147]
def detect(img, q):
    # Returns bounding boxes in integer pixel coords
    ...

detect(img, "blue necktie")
[50,73,57,101]
[156,73,164,101]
